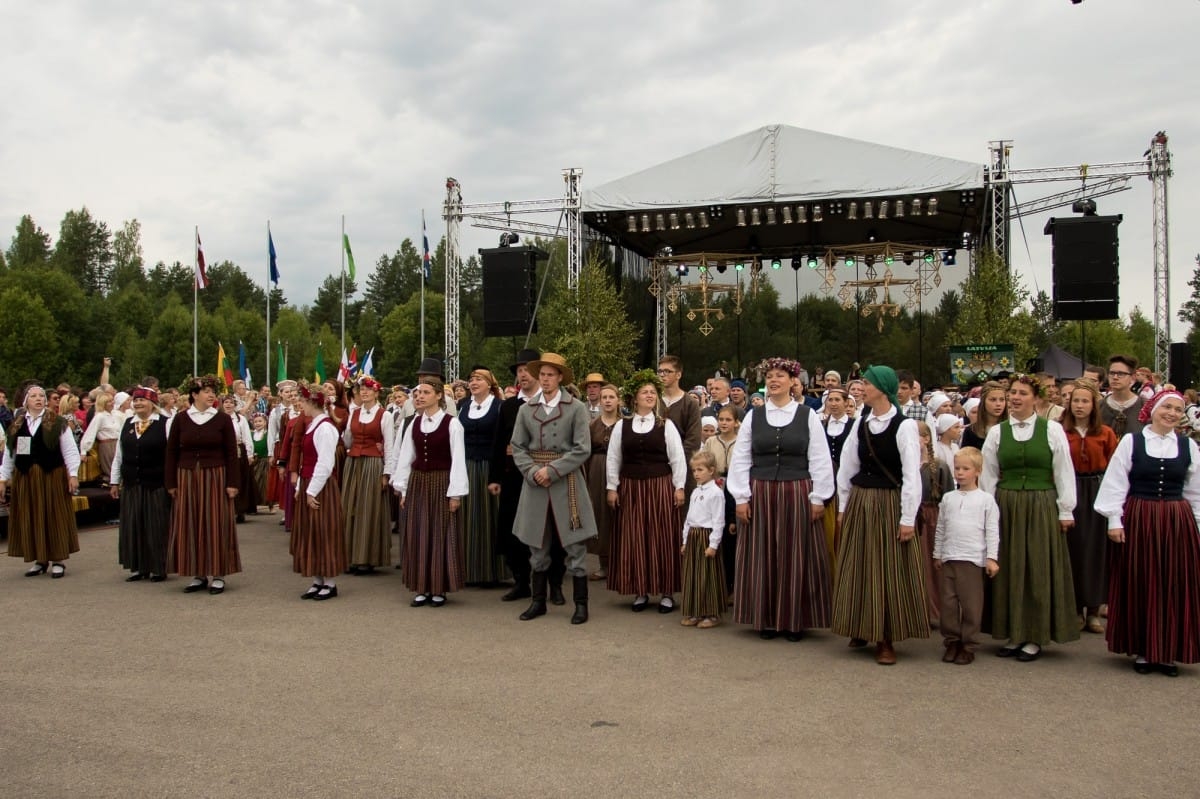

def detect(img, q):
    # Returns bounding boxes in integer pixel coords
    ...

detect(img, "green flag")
[343,233,356,280]
[314,343,326,383]
[275,341,286,383]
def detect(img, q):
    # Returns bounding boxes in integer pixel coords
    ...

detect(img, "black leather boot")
[570,575,589,625]
[519,571,548,620]
[549,580,566,606]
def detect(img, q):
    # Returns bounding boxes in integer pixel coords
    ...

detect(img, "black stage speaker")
[1046,214,1121,320]
[1170,342,1193,389]
[480,245,548,337]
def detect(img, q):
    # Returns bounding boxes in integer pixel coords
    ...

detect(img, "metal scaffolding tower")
[442,178,463,381]
[983,132,1174,373]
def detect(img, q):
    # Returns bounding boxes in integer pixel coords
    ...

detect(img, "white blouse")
[682,480,727,549]
[605,414,687,491]
[465,394,496,419]
[109,413,172,485]
[0,413,82,481]
[980,415,1077,520]
[303,414,341,497]
[727,400,835,507]
[836,406,923,527]
[1094,428,1200,529]
[342,403,397,476]
[391,410,469,498]
[79,409,124,452]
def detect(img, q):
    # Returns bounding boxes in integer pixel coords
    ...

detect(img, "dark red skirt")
[400,469,464,595]
[607,474,680,596]
[1107,497,1200,663]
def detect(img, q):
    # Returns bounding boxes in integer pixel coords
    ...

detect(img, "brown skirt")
[167,466,241,577]
[292,476,347,578]
[916,501,942,623]
[607,474,680,597]
[400,469,464,595]
[682,527,726,618]
[342,455,392,567]
[6,465,79,563]
[96,438,117,483]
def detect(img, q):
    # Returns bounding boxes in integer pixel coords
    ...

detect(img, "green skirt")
[991,488,1080,646]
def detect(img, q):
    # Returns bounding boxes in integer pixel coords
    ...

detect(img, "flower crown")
[620,368,664,409]
[758,357,802,378]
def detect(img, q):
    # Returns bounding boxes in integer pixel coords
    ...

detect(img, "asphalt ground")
[2,512,1197,798]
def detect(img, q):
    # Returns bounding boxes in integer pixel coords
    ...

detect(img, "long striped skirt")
[117,483,171,575]
[6,465,79,563]
[460,458,505,582]
[832,486,929,643]
[167,466,241,577]
[234,453,258,514]
[253,458,272,508]
[991,488,1079,646]
[915,500,943,624]
[734,478,830,632]
[1067,474,1109,611]
[682,527,726,618]
[293,476,347,578]
[585,452,613,564]
[821,495,840,584]
[1106,497,1200,663]
[607,474,680,597]
[400,469,464,595]
[341,456,393,568]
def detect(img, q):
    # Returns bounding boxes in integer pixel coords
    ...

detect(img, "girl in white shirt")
[680,451,728,628]
[293,383,346,600]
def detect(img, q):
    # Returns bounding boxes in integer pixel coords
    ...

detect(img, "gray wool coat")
[510,392,598,548]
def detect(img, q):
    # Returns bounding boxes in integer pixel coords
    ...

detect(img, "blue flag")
[422,214,432,281]
[268,231,280,285]
[237,341,248,383]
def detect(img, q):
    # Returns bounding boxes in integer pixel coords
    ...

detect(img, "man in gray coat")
[511,352,597,624]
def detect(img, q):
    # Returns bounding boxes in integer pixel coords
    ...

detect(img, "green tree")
[379,292,444,382]
[147,260,195,304]
[111,219,147,292]
[6,215,53,269]
[1029,289,1063,355]
[200,260,267,314]
[54,207,114,294]
[364,241,421,315]
[1178,254,1200,332]
[270,308,315,383]
[310,273,360,339]
[534,258,639,385]
[947,248,1037,367]
[0,287,62,388]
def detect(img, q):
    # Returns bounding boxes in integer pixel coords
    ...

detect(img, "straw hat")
[526,352,574,386]
[582,372,606,386]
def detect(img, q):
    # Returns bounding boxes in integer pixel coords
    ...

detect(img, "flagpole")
[193,225,199,377]
[420,210,426,361]
[266,220,271,390]
[340,215,346,360]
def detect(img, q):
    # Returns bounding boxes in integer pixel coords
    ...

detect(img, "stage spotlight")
[903,253,914,265]
[962,231,972,248]
[866,230,877,243]
[781,206,793,224]
[698,263,708,274]
[878,200,888,219]
[677,265,689,276]
[498,231,520,247]
[767,207,779,225]
[927,197,938,216]
[790,252,802,271]
[911,198,922,216]
[942,249,957,266]
[716,262,727,273]
[736,208,747,227]
[669,212,680,230]
[830,202,844,216]
[770,258,782,270]
[708,205,724,219]
[894,200,905,218]
[735,261,746,271]
[655,213,666,231]
[960,190,976,206]
[884,254,894,265]
[627,215,638,233]
[922,251,935,263]
[864,255,876,267]
[812,205,823,222]
[806,253,820,269]
[848,202,858,221]
[684,212,695,230]
[698,211,710,228]
[845,255,856,267]
[750,208,762,226]
[641,214,651,233]
[864,201,874,219]
[796,205,807,223]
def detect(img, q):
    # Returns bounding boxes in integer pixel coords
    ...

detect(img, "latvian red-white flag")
[196,228,209,289]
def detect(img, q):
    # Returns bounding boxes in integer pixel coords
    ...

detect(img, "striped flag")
[196,229,209,289]
[217,342,234,388]
[422,213,432,281]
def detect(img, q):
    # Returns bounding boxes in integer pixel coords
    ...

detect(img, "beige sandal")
[697,617,720,629]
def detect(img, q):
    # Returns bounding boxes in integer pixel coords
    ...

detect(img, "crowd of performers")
[1,350,1197,676]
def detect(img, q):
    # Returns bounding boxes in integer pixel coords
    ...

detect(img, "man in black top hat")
[487,348,566,603]
[401,355,457,420]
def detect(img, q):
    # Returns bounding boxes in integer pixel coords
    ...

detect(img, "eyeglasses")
[1107,371,1133,378]
[656,369,677,375]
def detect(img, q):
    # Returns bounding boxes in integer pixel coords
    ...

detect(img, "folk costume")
[341,393,396,572]
[1064,421,1119,619]
[585,413,618,578]
[294,408,346,599]
[111,389,172,579]
[680,478,727,624]
[457,391,505,584]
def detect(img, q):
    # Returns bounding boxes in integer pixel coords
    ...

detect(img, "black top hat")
[510,348,541,376]
[416,357,443,378]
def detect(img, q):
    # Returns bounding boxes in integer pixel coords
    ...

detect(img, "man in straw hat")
[583,372,606,417]
[509,352,597,624]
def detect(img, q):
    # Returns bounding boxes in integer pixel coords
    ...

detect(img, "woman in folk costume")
[606,369,688,613]
[832,365,929,665]
[727,358,835,641]
[981,374,1078,662]
[820,387,853,582]
[1095,389,1200,676]
[110,387,172,582]
[341,375,395,575]
[221,393,258,523]
[293,382,347,600]
[0,384,81,578]
[456,367,506,585]
[961,381,1006,451]
[165,375,241,595]
[916,421,955,628]
[249,412,272,508]
[584,382,622,581]
[272,380,304,531]
[392,376,468,608]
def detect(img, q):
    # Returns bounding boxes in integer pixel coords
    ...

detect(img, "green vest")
[997,416,1054,491]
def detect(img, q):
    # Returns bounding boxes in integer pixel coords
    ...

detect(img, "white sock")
[188,577,205,586]
[322,580,335,589]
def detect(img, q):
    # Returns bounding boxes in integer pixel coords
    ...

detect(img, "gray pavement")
[1,513,1197,798]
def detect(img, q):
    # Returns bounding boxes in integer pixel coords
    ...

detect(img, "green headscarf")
[862,364,900,409]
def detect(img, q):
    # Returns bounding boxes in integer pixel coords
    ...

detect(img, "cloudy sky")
[3,1,1197,339]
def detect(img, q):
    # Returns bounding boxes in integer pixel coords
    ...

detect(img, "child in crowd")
[703,405,741,596]
[250,412,272,510]
[933,447,1000,665]
[917,421,955,627]
[700,415,717,444]
[680,451,727,628]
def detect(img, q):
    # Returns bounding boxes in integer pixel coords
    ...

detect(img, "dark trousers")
[940,560,985,651]
[496,471,564,588]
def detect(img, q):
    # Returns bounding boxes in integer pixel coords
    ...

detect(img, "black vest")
[117,416,168,488]
[1129,432,1190,500]
[823,416,852,476]
[749,404,812,481]
[12,416,66,474]
[850,412,906,489]
[620,418,671,480]
[458,398,499,461]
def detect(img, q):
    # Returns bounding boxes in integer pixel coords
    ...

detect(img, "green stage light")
[770,258,782,270]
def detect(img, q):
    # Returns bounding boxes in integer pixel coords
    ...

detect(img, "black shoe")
[410,594,429,607]
[1016,645,1041,663]
[501,584,532,602]
[236,514,246,524]
[631,596,650,613]
[125,572,145,582]
[302,584,322,600]
[1158,663,1180,678]
[996,645,1021,658]
[208,579,226,595]
[760,629,778,640]
[549,584,566,606]
[314,585,338,601]
[785,630,805,642]
[520,572,548,620]
[150,574,167,583]
[658,597,676,614]
[570,576,589,625]
[50,563,66,579]
[184,579,209,593]
[430,594,446,607]
[1133,659,1155,675]
[24,562,48,577]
